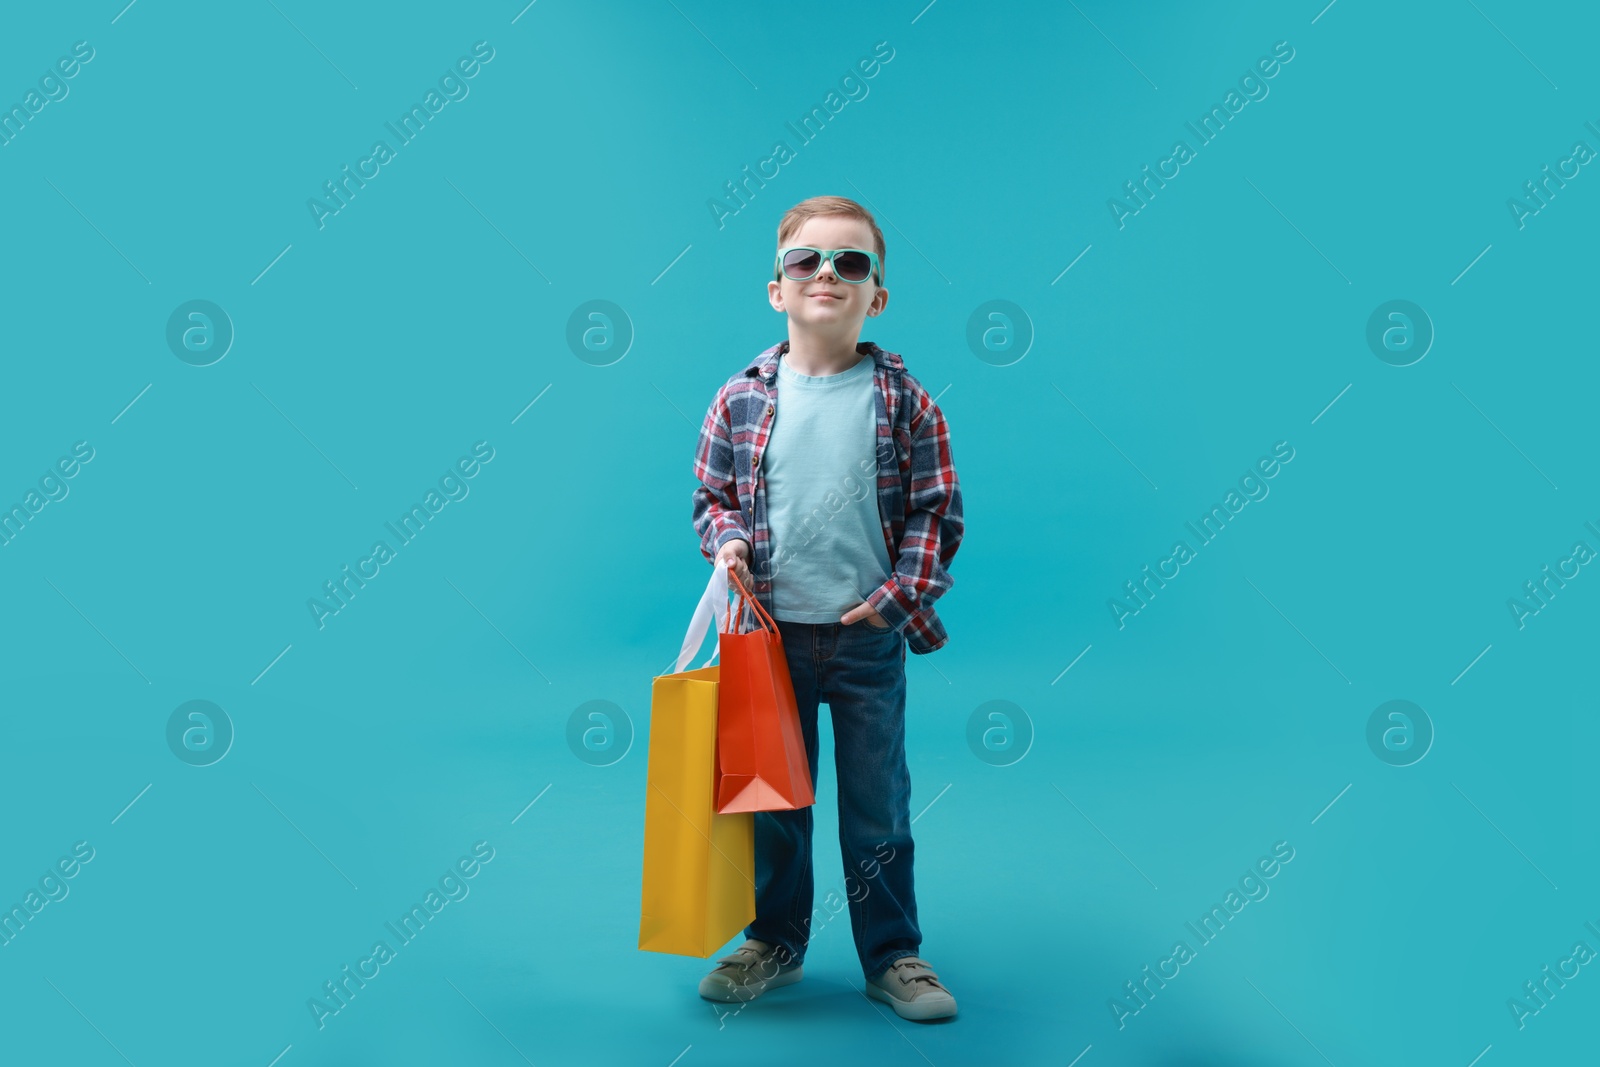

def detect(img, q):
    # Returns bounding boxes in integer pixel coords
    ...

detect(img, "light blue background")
[0,1,1594,1065]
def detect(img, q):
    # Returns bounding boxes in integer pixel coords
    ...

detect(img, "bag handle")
[674,558,731,674]
[725,566,779,636]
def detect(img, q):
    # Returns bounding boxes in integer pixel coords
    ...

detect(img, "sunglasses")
[773,246,882,285]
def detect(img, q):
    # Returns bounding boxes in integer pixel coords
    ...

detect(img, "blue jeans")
[743,618,922,981]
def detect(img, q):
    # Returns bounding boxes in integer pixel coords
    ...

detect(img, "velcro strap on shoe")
[718,952,791,973]
[890,961,939,981]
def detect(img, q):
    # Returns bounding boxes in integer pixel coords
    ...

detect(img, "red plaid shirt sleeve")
[690,390,751,563]
[865,386,963,632]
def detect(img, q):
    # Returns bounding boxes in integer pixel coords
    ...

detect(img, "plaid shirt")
[691,339,963,655]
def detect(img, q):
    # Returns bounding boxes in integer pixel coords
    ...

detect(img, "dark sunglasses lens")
[834,251,872,281]
[783,249,821,278]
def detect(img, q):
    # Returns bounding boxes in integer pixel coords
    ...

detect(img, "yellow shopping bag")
[638,562,756,957]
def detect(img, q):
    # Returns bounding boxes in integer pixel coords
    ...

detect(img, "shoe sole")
[698,965,803,1003]
[864,981,957,1021]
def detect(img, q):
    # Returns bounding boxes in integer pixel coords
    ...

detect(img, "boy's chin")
[789,308,860,328]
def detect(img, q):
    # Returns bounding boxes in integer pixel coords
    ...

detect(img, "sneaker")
[865,956,958,1021]
[698,938,803,1003]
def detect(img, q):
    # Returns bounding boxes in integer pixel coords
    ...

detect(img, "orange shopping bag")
[713,568,816,814]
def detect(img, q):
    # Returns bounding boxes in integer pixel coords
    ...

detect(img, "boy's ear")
[767,279,785,312]
[865,286,890,317]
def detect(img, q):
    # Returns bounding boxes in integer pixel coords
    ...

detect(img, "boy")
[689,195,964,1022]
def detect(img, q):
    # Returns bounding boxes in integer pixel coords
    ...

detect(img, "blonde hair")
[775,196,886,282]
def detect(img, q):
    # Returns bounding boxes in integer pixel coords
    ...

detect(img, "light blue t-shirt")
[764,352,894,622]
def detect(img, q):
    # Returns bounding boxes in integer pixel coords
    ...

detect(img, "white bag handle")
[673,558,732,674]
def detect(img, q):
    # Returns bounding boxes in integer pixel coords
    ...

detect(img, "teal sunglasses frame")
[773,246,883,286]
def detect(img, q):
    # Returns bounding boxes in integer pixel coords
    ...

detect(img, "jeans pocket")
[863,618,892,633]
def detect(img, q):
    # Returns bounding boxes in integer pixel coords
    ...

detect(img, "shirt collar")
[747,339,901,383]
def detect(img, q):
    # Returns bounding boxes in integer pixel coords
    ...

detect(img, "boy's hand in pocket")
[841,601,889,629]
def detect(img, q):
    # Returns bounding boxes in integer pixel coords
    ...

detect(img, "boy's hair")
[775,196,886,282]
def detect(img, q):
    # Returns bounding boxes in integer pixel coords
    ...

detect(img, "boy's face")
[767,216,888,332]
